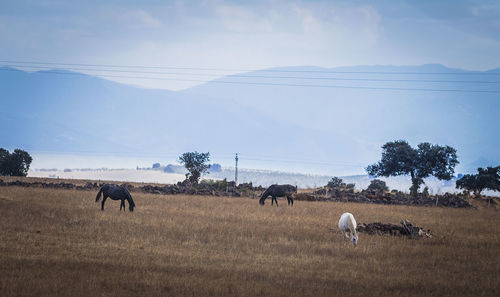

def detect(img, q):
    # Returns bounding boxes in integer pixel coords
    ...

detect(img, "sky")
[1,0,500,90]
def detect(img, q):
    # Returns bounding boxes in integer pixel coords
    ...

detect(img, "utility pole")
[235,153,238,186]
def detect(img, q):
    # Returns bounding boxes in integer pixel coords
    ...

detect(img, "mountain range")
[1,64,499,175]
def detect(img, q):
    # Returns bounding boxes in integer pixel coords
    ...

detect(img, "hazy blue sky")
[1,0,500,89]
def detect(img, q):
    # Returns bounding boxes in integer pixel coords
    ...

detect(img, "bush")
[422,186,429,197]
[326,177,345,189]
[366,179,389,193]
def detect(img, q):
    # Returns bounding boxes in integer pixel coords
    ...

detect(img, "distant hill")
[183,64,500,173]
[1,64,499,175]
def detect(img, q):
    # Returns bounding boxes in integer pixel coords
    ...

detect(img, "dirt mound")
[357,220,433,238]
[293,193,317,201]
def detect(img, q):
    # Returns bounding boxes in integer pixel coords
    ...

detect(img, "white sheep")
[338,212,358,246]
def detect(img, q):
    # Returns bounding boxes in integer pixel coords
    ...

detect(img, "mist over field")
[29,166,491,196]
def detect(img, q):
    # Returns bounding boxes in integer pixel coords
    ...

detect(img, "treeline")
[3,142,499,199]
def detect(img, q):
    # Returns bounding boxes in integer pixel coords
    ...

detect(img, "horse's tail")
[96,187,103,202]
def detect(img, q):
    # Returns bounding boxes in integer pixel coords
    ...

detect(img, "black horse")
[96,184,135,212]
[259,184,297,206]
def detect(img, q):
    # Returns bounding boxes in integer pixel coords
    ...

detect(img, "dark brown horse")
[259,184,297,206]
[96,184,135,211]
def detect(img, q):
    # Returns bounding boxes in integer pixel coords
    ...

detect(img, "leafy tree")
[0,148,33,177]
[326,177,345,189]
[456,166,500,196]
[179,151,211,184]
[367,140,458,196]
[366,179,389,193]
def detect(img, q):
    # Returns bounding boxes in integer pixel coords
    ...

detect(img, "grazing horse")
[95,184,135,212]
[338,212,358,246]
[259,184,297,206]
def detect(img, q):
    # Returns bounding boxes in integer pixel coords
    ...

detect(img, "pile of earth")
[357,220,433,238]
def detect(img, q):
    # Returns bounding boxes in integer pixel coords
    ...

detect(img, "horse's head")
[350,233,358,246]
[128,199,135,212]
[259,198,265,205]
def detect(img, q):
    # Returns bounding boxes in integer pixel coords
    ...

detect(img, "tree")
[367,140,458,196]
[179,151,211,184]
[366,179,389,193]
[0,148,33,177]
[326,177,345,189]
[456,166,500,196]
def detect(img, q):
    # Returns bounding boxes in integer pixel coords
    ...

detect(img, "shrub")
[366,179,389,193]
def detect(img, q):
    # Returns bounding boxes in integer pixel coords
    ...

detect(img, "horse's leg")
[120,199,125,211]
[274,196,278,207]
[342,230,347,241]
[101,195,108,211]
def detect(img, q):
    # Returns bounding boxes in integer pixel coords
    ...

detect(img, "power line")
[242,157,365,168]
[1,67,498,93]
[24,148,367,168]
[2,59,499,75]
[4,64,500,84]
[238,153,366,166]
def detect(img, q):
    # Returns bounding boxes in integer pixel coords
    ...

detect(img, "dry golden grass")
[1,186,499,297]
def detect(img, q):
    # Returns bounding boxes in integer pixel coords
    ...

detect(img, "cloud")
[118,9,162,28]
[2,0,500,90]
[215,3,274,33]
[292,4,323,34]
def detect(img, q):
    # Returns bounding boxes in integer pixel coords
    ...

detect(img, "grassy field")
[0,186,499,297]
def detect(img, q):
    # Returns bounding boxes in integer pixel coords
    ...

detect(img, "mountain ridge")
[1,64,498,175]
